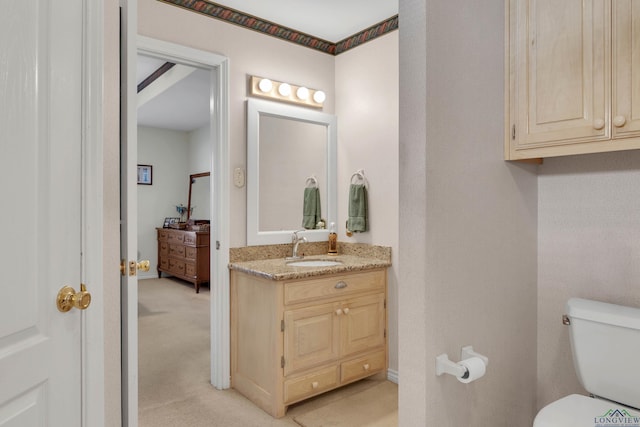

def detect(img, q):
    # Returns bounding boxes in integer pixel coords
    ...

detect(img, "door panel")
[515,0,608,147]
[341,294,386,357]
[0,0,83,425]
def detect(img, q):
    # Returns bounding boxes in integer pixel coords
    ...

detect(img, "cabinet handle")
[613,115,627,127]
[311,381,319,389]
[593,119,605,130]
[363,364,370,371]
[335,281,347,289]
[343,307,350,315]
[335,308,343,316]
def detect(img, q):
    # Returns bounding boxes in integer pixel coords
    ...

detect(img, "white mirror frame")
[247,98,337,245]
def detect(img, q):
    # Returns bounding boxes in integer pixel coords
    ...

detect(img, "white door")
[0,0,84,425]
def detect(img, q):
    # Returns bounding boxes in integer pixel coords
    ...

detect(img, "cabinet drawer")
[183,232,197,245]
[284,366,339,404]
[341,350,386,384]
[284,270,385,305]
[169,244,186,257]
[159,256,169,270]
[185,262,196,277]
[158,229,169,241]
[185,246,197,259]
[159,242,169,255]
[168,259,185,275]
[167,232,184,244]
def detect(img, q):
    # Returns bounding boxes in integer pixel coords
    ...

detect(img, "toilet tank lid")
[567,298,640,330]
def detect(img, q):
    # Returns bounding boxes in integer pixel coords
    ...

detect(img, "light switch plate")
[233,167,245,188]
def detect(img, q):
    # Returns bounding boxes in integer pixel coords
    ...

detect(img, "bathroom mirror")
[247,98,337,245]
[187,172,210,221]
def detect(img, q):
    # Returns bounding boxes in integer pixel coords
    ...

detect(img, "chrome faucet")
[289,229,307,260]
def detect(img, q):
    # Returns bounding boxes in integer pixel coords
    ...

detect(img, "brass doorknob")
[57,284,92,312]
[137,260,150,272]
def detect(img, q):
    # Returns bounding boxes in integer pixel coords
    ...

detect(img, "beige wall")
[537,151,640,409]
[335,31,399,377]
[399,0,538,425]
[138,0,336,247]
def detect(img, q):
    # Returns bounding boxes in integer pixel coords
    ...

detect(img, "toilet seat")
[534,394,639,427]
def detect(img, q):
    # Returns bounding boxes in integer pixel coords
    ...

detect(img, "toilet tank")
[567,298,640,409]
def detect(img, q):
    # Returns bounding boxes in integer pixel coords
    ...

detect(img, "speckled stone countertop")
[228,243,391,281]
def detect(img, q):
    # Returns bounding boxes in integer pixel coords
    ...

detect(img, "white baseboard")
[387,368,398,384]
[138,271,157,280]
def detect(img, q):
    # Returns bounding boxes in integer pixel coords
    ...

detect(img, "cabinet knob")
[343,307,350,315]
[613,115,627,127]
[336,308,343,316]
[363,364,370,371]
[311,381,319,389]
[593,119,605,130]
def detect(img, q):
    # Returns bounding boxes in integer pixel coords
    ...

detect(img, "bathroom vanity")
[229,255,390,418]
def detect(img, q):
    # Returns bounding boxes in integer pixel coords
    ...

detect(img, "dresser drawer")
[158,229,170,241]
[167,232,184,244]
[169,244,186,257]
[159,241,169,255]
[159,256,169,270]
[340,350,386,384]
[185,246,197,260]
[183,232,197,245]
[185,262,197,277]
[284,270,385,305]
[284,366,339,404]
[168,258,185,275]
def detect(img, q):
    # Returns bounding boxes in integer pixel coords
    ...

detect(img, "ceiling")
[137,1,398,132]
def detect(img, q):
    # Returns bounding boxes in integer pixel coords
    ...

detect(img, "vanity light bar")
[249,75,325,109]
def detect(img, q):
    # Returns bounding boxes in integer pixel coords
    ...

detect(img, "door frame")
[132,34,231,399]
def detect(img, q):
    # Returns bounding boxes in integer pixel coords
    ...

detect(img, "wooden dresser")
[156,228,210,293]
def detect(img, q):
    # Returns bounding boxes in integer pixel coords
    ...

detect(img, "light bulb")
[313,90,326,104]
[258,78,272,93]
[278,83,291,97]
[296,86,309,100]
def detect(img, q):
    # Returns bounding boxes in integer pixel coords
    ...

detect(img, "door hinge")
[384,329,387,338]
[384,299,387,309]
[281,356,285,368]
[512,124,516,140]
[216,240,221,250]
[281,319,285,332]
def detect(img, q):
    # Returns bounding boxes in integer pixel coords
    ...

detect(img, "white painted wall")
[399,1,538,426]
[137,126,190,278]
[537,151,640,409]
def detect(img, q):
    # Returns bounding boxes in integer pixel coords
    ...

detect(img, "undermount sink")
[286,259,343,267]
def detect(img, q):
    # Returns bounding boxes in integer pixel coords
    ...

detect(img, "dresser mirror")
[187,172,210,221]
[247,98,337,245]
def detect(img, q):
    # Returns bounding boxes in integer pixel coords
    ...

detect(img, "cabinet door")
[284,302,340,376]
[340,293,385,357]
[512,0,608,150]
[612,0,640,139]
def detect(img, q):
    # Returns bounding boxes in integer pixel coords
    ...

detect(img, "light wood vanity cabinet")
[230,268,387,418]
[506,0,640,160]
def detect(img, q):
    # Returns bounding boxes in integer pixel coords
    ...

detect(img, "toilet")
[534,298,640,426]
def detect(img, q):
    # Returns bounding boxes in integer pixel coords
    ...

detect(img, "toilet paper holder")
[435,345,489,379]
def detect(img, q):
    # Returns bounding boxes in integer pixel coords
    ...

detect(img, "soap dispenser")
[328,222,338,255]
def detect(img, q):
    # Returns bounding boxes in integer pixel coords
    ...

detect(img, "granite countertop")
[228,254,391,281]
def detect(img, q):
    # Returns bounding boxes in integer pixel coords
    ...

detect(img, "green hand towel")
[346,184,368,232]
[302,187,321,229]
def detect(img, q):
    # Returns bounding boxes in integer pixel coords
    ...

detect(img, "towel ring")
[350,169,367,186]
[305,176,318,188]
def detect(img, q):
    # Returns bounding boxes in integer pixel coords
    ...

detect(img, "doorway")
[122,36,230,426]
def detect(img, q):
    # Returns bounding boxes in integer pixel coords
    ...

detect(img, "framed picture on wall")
[137,164,153,185]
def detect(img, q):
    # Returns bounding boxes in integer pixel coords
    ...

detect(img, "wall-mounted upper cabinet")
[505,0,640,160]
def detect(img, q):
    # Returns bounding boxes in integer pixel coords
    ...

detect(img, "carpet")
[293,380,398,427]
